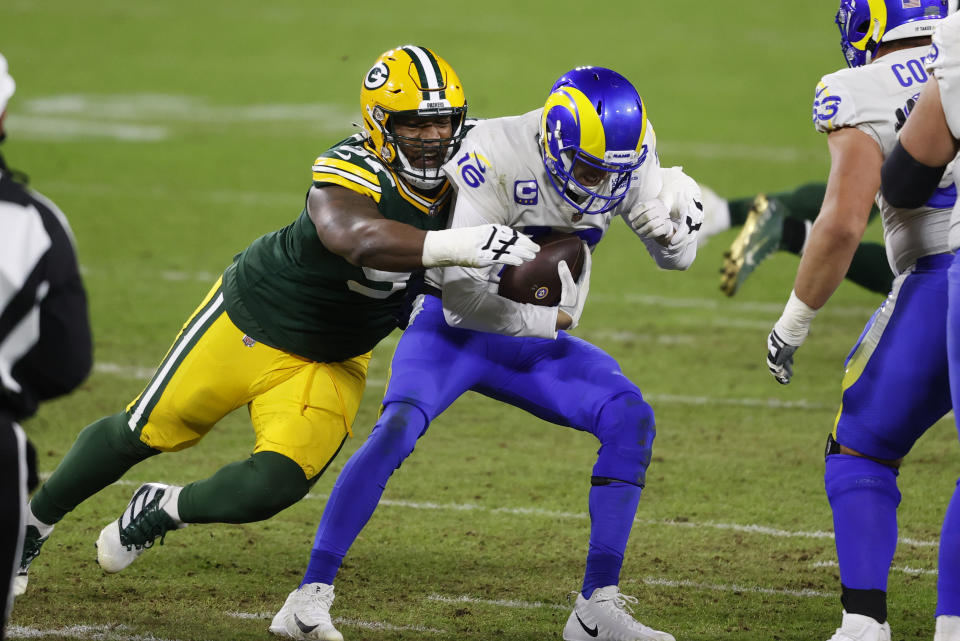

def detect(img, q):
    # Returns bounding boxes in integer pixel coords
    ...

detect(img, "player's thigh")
[477,332,644,431]
[835,257,951,460]
[381,296,482,419]
[127,282,278,452]
[250,351,371,479]
[949,254,960,436]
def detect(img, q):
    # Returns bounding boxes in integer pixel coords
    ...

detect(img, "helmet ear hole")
[855,18,871,35]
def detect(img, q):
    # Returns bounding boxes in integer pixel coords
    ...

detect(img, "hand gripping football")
[497,232,585,306]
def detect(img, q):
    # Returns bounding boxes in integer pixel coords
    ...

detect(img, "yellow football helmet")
[360,45,467,189]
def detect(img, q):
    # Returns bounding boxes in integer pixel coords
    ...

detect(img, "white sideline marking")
[641,577,831,598]
[811,560,937,575]
[6,624,181,640]
[225,611,443,634]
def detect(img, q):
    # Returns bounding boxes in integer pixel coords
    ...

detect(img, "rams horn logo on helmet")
[364,63,390,90]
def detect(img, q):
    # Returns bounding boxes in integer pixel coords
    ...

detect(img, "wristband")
[775,290,818,345]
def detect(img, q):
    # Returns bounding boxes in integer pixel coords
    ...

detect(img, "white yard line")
[427,594,568,610]
[6,624,181,641]
[640,577,831,598]
[91,361,832,410]
[225,611,443,634]
[811,560,937,575]
[60,478,934,549]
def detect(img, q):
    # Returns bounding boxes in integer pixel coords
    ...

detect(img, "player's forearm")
[336,217,430,271]
[441,267,558,338]
[644,233,698,270]
[791,213,864,309]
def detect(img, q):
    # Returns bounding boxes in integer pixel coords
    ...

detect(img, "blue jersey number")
[457,152,486,188]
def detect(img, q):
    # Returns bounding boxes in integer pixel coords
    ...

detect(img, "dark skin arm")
[307,185,431,271]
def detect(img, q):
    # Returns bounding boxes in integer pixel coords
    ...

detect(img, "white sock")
[26,505,54,538]
[161,485,185,525]
[936,615,960,640]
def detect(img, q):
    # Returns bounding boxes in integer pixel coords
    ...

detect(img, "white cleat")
[936,615,960,641]
[826,611,891,641]
[96,483,183,573]
[269,582,344,641]
[562,585,675,641]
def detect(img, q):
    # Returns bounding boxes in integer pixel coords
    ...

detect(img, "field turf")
[3,1,956,639]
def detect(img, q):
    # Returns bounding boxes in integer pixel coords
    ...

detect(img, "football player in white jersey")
[764,1,956,640]
[881,10,960,641]
[269,67,703,641]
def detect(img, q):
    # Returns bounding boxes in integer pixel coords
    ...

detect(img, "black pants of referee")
[1,413,36,641]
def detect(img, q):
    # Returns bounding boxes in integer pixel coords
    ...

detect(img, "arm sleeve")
[618,146,699,271]
[881,140,948,208]
[439,192,559,338]
[637,222,699,270]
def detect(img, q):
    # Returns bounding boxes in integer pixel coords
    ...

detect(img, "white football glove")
[422,224,539,268]
[766,290,818,385]
[557,243,592,330]
[658,166,704,242]
[624,199,677,244]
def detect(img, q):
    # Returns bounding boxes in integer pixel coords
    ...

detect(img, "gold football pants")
[124,279,369,478]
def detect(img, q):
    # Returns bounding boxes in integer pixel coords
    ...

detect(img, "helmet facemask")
[543,145,639,215]
[372,106,466,190]
[360,45,468,191]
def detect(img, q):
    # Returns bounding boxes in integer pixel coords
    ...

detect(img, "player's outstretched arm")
[308,185,537,272]
[766,127,880,384]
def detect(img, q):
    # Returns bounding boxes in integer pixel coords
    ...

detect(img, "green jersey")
[222,133,453,362]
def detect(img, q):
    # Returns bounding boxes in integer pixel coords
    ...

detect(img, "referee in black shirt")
[0,53,92,640]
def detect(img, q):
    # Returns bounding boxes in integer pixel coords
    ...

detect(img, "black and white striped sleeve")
[0,176,92,419]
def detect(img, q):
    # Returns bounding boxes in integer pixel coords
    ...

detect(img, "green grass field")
[3,1,957,639]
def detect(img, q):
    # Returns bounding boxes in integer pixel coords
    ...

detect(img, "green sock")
[771,183,827,223]
[31,412,159,525]
[177,451,312,524]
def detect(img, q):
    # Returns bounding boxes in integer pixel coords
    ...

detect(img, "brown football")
[498,232,585,306]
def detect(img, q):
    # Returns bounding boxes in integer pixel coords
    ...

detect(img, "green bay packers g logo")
[364,63,389,89]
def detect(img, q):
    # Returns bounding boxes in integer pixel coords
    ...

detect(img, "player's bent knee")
[592,393,656,488]
[239,451,311,520]
[368,401,429,462]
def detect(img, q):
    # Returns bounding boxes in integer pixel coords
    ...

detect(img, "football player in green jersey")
[14,45,537,594]
[699,183,890,297]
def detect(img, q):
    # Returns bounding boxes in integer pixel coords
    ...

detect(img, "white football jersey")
[814,46,954,273]
[926,12,960,250]
[427,108,693,338]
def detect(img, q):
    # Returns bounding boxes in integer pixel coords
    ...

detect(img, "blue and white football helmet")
[836,0,949,67]
[540,67,648,215]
